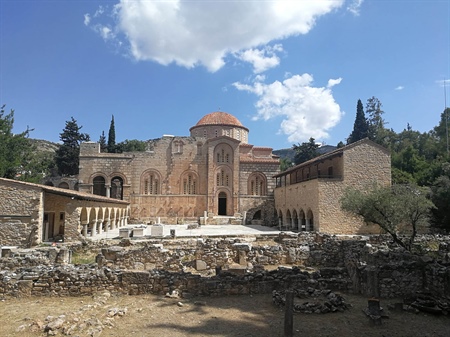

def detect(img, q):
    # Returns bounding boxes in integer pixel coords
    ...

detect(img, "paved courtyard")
[91,223,293,240]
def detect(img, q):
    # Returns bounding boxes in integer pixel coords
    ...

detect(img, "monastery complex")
[0,111,392,246]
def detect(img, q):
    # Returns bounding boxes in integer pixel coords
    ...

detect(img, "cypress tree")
[107,115,116,153]
[347,99,369,144]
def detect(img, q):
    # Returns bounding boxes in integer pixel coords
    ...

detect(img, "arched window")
[173,140,183,154]
[215,144,233,164]
[141,170,161,195]
[248,172,266,196]
[216,169,230,187]
[182,173,197,195]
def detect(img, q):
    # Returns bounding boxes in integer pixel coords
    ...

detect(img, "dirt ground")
[0,292,448,337]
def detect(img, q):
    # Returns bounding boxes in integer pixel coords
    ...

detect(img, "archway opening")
[253,210,261,220]
[111,176,124,199]
[58,182,69,189]
[218,192,227,215]
[93,176,106,196]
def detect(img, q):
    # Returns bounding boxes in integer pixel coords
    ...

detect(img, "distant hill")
[273,145,337,162]
[30,139,59,153]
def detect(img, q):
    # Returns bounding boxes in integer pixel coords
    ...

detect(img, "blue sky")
[1,0,449,150]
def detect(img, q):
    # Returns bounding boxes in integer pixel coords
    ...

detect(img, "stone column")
[91,220,97,237]
[82,224,88,237]
[106,185,111,198]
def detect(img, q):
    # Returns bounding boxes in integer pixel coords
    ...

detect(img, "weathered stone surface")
[0,234,449,303]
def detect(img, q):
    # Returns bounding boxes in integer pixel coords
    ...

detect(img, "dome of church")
[194,111,244,128]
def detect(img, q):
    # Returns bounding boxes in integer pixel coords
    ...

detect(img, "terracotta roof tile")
[194,112,243,127]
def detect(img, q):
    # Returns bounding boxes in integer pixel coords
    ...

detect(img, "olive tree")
[340,183,435,251]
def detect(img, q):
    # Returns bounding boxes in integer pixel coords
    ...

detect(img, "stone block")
[195,260,207,271]
[151,225,164,237]
[132,227,146,237]
[119,228,131,238]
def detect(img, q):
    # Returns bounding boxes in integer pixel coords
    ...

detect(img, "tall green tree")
[0,105,34,179]
[292,137,319,165]
[340,183,435,251]
[54,117,90,176]
[431,108,450,156]
[430,162,450,232]
[347,99,369,144]
[366,96,389,146]
[98,131,107,153]
[107,115,116,153]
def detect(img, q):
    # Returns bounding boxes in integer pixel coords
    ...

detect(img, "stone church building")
[78,112,280,224]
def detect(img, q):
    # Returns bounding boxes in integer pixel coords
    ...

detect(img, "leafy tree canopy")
[116,139,147,152]
[340,183,435,251]
[279,157,293,172]
[0,105,34,180]
[292,137,319,165]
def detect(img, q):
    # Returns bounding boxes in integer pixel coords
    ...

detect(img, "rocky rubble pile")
[272,288,351,314]
[403,291,450,315]
[15,291,127,336]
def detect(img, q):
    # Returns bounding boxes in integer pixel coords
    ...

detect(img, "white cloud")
[233,74,343,143]
[395,86,404,91]
[347,0,364,16]
[236,44,283,73]
[83,14,91,26]
[87,0,344,72]
[327,78,343,88]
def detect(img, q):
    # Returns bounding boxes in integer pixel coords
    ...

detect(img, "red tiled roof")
[194,112,244,127]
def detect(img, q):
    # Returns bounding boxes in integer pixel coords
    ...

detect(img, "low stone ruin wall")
[0,265,350,298]
[0,233,449,300]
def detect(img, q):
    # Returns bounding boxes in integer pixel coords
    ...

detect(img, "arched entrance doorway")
[218,192,227,215]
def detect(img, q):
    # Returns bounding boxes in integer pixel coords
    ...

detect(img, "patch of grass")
[72,250,97,265]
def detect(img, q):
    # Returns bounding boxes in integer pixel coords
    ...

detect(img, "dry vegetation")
[1,292,448,337]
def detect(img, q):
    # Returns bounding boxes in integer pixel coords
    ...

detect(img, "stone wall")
[274,139,391,235]
[1,234,449,299]
[0,179,43,246]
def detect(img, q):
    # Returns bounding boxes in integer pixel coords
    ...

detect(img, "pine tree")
[107,115,116,153]
[347,99,369,144]
[54,117,90,176]
[0,105,33,179]
[99,131,107,153]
